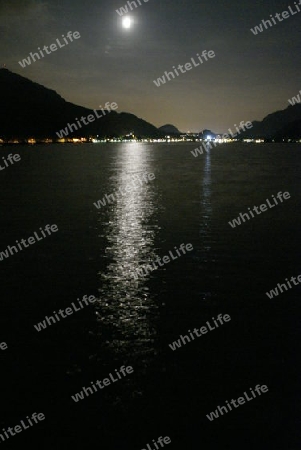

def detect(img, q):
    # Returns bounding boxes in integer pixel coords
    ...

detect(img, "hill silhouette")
[241,104,301,139]
[158,124,181,135]
[0,69,162,139]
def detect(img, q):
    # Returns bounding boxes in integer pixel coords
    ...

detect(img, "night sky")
[1,0,301,132]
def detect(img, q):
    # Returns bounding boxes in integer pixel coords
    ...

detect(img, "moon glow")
[122,17,132,29]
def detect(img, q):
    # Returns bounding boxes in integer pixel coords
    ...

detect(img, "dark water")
[0,143,300,449]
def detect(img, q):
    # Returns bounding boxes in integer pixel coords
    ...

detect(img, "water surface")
[0,143,300,449]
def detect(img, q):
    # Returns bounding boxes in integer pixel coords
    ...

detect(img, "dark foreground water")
[0,143,300,449]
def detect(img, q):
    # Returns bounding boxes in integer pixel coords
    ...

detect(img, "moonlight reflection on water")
[96,145,160,365]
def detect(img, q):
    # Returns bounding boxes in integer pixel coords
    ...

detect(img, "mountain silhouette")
[241,104,301,139]
[158,124,181,135]
[0,69,162,139]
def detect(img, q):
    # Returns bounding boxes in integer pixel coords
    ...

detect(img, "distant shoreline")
[1,138,301,145]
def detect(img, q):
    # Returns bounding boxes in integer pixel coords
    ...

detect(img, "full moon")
[122,17,132,29]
